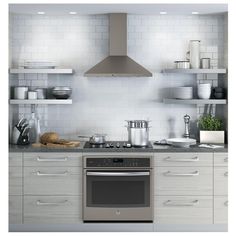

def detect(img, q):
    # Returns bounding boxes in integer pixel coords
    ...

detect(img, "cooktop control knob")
[126,143,132,148]
[105,143,110,148]
[116,143,120,148]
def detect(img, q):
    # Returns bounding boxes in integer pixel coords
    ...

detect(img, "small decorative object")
[213,87,225,99]
[197,83,211,99]
[198,115,224,143]
[201,58,211,69]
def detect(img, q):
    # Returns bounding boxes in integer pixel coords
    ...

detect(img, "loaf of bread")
[40,132,59,144]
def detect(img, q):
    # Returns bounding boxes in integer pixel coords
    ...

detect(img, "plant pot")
[200,131,225,144]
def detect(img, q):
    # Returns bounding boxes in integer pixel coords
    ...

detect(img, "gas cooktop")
[83,141,153,149]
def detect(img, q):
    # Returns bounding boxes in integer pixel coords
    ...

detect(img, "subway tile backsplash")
[9,13,227,141]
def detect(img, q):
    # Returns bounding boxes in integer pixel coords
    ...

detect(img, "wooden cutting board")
[32,140,80,148]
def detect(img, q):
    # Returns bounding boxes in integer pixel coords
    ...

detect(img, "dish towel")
[198,144,224,149]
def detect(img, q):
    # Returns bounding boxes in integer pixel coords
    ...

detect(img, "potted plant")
[198,115,224,143]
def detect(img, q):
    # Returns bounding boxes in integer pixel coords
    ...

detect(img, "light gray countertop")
[9,141,228,153]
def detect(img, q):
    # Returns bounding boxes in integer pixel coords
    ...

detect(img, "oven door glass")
[86,171,150,208]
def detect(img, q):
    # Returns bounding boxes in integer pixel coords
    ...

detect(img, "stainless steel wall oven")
[83,155,153,222]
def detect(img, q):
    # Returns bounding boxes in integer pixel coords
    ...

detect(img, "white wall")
[9,13,227,141]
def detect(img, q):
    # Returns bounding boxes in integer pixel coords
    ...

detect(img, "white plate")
[166,138,196,148]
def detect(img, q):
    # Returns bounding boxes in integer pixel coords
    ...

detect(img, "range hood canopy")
[84,13,152,77]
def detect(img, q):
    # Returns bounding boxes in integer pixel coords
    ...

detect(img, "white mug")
[28,91,38,100]
[197,83,211,99]
[14,87,28,99]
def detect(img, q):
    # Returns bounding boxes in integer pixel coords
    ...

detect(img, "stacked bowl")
[173,87,193,100]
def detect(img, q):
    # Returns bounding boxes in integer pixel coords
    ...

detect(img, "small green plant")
[198,115,223,131]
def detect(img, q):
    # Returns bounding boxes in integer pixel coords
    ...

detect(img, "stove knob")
[105,144,110,148]
[116,143,120,148]
[126,143,132,148]
[110,143,114,148]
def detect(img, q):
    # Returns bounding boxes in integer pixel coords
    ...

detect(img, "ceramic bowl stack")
[197,83,211,99]
[173,87,193,99]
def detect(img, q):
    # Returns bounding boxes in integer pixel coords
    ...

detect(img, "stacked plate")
[173,87,193,99]
[23,61,56,69]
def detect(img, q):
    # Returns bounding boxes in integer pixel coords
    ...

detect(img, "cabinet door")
[9,166,22,195]
[24,166,82,195]
[9,195,22,224]
[214,196,228,224]
[154,153,213,167]
[214,167,228,195]
[9,152,22,167]
[154,196,213,224]
[155,167,213,195]
[24,196,82,223]
[214,153,228,167]
[24,152,82,167]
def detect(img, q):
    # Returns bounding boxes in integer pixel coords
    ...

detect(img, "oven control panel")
[86,158,150,167]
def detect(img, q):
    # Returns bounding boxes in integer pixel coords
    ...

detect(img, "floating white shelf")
[9,68,74,74]
[162,69,227,74]
[9,99,72,105]
[163,98,227,105]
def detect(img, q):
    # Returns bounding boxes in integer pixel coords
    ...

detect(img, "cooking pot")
[126,120,151,147]
[78,134,107,144]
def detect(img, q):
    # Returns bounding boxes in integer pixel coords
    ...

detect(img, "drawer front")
[24,152,82,167]
[155,167,213,195]
[154,196,213,224]
[9,166,22,195]
[214,167,228,195]
[214,196,228,224]
[9,195,22,224]
[9,152,22,167]
[24,167,82,195]
[24,196,82,223]
[214,153,228,167]
[154,153,213,167]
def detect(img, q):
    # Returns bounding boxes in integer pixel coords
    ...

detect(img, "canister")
[201,58,211,69]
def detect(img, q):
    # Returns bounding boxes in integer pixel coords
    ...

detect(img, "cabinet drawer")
[154,167,213,195]
[9,195,22,224]
[154,196,213,224]
[154,153,213,167]
[24,152,82,167]
[9,166,22,195]
[24,167,82,195]
[9,152,22,167]
[214,153,228,167]
[24,196,82,223]
[214,196,228,224]
[214,167,228,195]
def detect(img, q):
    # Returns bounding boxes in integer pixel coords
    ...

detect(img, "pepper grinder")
[184,114,190,138]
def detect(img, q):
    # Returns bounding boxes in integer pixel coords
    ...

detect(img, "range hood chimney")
[84,13,152,77]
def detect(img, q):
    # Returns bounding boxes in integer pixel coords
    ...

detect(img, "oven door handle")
[86,171,150,176]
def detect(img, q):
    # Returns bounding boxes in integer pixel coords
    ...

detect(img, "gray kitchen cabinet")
[22,152,83,224]
[24,152,82,167]
[154,152,213,167]
[9,153,23,225]
[9,195,22,224]
[154,166,213,196]
[24,196,82,223]
[154,196,213,224]
[154,152,213,225]
[24,166,82,195]
[214,196,228,224]
[213,153,228,225]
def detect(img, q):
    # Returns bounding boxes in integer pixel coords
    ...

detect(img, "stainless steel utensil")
[125,120,151,147]
[78,134,107,144]
[174,61,190,69]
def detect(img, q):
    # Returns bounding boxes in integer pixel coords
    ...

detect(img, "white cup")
[28,91,37,100]
[14,87,28,99]
[197,83,211,99]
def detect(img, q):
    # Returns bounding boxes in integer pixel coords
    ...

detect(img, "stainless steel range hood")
[84,13,152,77]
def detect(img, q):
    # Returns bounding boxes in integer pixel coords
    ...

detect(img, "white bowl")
[174,87,193,99]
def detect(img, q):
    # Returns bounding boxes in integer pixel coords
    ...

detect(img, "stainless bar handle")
[224,171,228,177]
[164,200,199,206]
[36,171,68,176]
[37,157,68,162]
[164,171,199,176]
[224,157,228,162]
[224,201,228,207]
[86,172,150,177]
[36,200,68,206]
[164,156,199,162]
